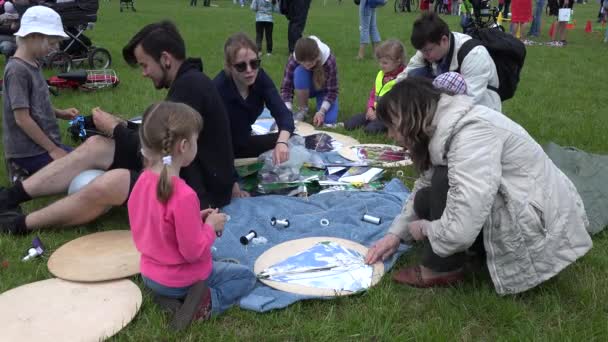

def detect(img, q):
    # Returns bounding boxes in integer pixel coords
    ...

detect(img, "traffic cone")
[549,21,556,39]
[585,20,592,33]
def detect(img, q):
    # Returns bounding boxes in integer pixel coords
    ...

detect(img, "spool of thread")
[270,217,290,228]
[22,236,44,262]
[362,214,382,225]
[240,230,258,245]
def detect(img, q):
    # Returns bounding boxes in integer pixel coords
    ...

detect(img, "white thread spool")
[270,217,290,228]
[362,214,382,225]
[240,230,258,245]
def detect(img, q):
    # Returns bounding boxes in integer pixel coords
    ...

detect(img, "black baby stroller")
[461,0,503,35]
[120,0,136,12]
[44,0,112,72]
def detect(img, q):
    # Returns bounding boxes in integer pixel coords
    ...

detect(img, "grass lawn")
[1,0,607,340]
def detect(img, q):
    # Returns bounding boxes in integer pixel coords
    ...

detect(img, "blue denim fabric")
[293,65,339,124]
[359,0,381,44]
[143,261,256,316]
[528,0,546,37]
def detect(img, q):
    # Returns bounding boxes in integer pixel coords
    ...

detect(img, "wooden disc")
[254,237,384,297]
[48,230,140,282]
[338,143,412,167]
[294,121,316,136]
[0,278,142,342]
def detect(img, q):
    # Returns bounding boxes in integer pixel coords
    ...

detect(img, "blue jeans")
[528,0,546,37]
[293,65,339,124]
[143,261,256,316]
[359,0,381,44]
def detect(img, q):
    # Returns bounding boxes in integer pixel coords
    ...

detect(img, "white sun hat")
[14,6,68,38]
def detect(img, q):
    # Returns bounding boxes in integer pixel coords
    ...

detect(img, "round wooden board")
[337,143,412,167]
[48,230,140,282]
[294,121,316,136]
[254,237,384,297]
[0,278,142,342]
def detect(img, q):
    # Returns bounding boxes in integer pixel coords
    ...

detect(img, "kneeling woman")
[280,36,339,127]
[365,78,592,295]
[214,33,295,165]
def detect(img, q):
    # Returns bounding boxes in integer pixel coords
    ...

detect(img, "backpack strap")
[456,37,499,93]
[456,38,479,73]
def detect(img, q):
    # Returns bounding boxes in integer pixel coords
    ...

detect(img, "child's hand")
[365,107,377,121]
[200,208,215,221]
[313,111,325,127]
[205,211,227,236]
[56,108,79,120]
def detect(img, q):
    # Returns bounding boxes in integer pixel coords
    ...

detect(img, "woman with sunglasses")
[213,33,295,167]
[280,36,339,127]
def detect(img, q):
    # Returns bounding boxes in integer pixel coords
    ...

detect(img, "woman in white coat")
[365,77,592,295]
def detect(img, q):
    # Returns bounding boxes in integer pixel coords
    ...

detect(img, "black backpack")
[456,28,526,102]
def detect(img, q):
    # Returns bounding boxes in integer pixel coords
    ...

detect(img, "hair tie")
[162,156,172,165]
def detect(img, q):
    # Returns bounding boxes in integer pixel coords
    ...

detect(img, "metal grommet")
[320,218,330,227]
[396,170,404,177]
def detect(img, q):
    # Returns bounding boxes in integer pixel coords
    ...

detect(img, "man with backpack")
[398,12,524,112]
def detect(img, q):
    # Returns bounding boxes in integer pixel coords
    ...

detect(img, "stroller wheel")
[88,48,112,69]
[48,52,72,73]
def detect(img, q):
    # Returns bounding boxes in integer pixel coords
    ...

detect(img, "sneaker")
[560,40,568,46]
[0,187,23,213]
[0,210,27,235]
[152,293,182,315]
[169,281,211,331]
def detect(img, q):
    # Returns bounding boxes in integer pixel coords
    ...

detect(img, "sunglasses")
[233,58,261,73]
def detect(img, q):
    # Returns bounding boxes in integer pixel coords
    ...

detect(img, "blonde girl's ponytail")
[157,128,174,203]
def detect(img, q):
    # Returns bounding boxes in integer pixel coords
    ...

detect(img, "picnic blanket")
[214,179,411,312]
[545,142,608,235]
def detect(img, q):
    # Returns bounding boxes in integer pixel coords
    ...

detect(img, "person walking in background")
[283,0,312,53]
[510,0,532,44]
[357,0,381,60]
[251,0,279,55]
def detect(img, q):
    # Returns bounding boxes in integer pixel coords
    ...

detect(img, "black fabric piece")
[234,133,280,159]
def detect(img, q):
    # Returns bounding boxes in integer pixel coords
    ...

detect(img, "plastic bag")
[258,136,311,184]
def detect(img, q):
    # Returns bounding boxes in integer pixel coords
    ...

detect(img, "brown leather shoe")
[393,265,464,288]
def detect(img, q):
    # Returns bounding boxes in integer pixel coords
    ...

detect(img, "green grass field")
[1,0,608,340]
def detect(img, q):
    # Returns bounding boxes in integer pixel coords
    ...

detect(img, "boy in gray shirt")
[2,6,78,175]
